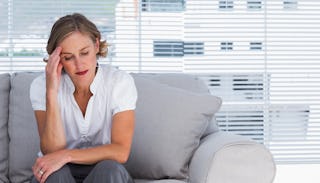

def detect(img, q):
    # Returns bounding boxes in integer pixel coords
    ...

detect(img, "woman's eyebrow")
[80,46,90,51]
[60,46,90,55]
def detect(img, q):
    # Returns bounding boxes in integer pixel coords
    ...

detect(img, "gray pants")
[31,160,134,183]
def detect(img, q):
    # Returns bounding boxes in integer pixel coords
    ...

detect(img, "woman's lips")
[75,70,88,75]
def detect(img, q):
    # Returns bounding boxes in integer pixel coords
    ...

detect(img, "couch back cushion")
[133,73,209,93]
[6,72,220,182]
[8,72,41,183]
[0,73,10,183]
[125,76,222,179]
[132,73,220,136]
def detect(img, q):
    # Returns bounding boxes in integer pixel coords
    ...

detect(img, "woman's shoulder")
[29,73,46,102]
[31,73,46,89]
[99,64,132,81]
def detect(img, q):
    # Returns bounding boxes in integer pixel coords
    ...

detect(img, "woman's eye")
[63,56,73,61]
[81,51,89,56]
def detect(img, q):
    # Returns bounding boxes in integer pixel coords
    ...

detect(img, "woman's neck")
[74,86,92,97]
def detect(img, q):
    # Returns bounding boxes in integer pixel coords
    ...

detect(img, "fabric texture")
[29,65,137,152]
[134,180,186,183]
[131,73,220,136]
[31,160,134,183]
[132,73,209,93]
[0,73,10,183]
[8,72,41,183]
[189,131,276,183]
[209,144,275,183]
[125,76,222,179]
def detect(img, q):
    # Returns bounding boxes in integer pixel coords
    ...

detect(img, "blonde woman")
[30,13,136,183]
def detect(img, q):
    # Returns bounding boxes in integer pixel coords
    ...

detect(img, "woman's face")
[59,31,99,87]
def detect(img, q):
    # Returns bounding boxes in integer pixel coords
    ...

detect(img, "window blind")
[1,0,320,164]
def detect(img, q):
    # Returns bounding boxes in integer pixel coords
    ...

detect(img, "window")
[184,42,204,56]
[247,1,262,10]
[153,41,204,57]
[203,74,265,141]
[204,74,265,102]
[1,0,320,164]
[250,42,263,50]
[0,1,8,59]
[217,109,264,141]
[153,41,183,57]
[141,0,185,12]
[219,0,234,9]
[283,0,298,9]
[0,0,118,72]
[219,0,234,10]
[220,42,233,51]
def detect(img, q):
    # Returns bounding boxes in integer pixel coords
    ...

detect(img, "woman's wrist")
[46,91,58,105]
[46,89,58,97]
[62,149,73,164]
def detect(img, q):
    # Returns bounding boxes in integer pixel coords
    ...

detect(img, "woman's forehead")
[59,32,94,52]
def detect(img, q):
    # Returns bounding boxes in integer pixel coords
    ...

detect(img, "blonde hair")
[46,13,107,59]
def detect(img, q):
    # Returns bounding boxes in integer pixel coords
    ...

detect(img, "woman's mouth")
[75,70,88,76]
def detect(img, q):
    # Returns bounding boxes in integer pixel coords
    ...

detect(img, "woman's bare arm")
[33,110,135,181]
[66,110,135,164]
[35,46,66,154]
[34,96,66,154]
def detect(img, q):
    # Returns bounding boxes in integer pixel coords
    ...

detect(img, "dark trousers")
[31,160,134,183]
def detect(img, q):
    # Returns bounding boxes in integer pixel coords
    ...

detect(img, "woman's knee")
[45,165,75,183]
[96,160,120,168]
[95,160,125,173]
[31,165,73,183]
[84,160,134,183]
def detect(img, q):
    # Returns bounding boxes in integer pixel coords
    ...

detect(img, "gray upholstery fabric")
[132,73,209,93]
[0,74,10,183]
[125,76,222,179]
[134,179,186,183]
[8,72,41,183]
[189,131,276,183]
[131,73,220,137]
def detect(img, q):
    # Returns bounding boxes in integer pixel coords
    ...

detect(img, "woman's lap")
[31,160,134,183]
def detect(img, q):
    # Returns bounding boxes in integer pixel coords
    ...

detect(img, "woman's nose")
[74,56,82,66]
[74,56,82,68]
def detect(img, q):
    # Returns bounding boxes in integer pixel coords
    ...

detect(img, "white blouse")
[30,65,137,152]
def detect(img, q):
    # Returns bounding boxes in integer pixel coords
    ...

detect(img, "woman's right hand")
[45,47,63,95]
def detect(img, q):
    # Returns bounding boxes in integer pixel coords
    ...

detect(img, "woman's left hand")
[32,150,70,183]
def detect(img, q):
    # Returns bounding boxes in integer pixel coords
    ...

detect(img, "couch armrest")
[189,131,276,183]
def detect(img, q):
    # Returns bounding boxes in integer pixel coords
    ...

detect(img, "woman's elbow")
[116,147,131,164]
[40,141,66,155]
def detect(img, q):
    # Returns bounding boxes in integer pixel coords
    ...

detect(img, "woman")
[30,13,137,183]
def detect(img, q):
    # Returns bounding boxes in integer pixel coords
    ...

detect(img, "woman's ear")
[95,38,100,54]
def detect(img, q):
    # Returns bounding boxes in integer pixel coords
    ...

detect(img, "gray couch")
[0,71,276,183]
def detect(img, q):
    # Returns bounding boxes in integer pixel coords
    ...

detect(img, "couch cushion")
[134,179,186,183]
[125,76,222,179]
[132,73,220,137]
[8,72,41,183]
[0,73,10,183]
[133,73,209,93]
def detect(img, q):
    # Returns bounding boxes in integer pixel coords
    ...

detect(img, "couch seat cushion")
[134,179,186,183]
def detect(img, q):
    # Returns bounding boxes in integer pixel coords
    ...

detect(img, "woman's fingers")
[32,161,44,182]
[40,168,51,183]
[32,151,68,183]
[45,46,63,92]
[57,62,64,76]
[47,47,62,68]
[32,159,50,183]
